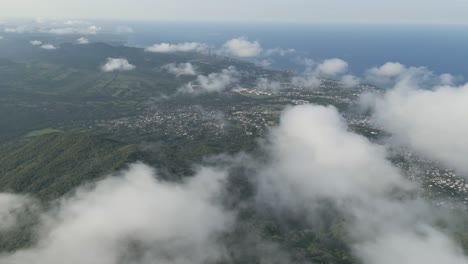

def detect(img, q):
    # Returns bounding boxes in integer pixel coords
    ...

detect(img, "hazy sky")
[1,0,468,24]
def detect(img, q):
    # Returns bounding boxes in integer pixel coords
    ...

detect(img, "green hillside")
[0,132,141,200]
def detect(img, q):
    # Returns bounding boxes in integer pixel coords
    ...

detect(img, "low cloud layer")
[145,42,207,53]
[178,66,240,95]
[101,58,136,72]
[0,164,233,264]
[255,104,468,264]
[223,37,262,58]
[0,194,34,232]
[163,62,197,76]
[369,80,468,176]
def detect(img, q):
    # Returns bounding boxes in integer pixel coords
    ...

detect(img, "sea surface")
[107,21,468,77]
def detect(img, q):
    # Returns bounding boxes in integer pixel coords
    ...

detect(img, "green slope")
[0,132,142,200]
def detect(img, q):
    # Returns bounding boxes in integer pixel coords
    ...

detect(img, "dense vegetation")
[0,132,141,200]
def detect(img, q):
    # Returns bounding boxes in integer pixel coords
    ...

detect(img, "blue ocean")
[112,22,468,77]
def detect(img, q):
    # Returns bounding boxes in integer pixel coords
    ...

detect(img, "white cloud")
[178,66,240,95]
[30,40,42,45]
[440,73,455,86]
[163,62,197,76]
[256,78,282,92]
[316,58,349,76]
[370,81,468,175]
[0,36,3,40]
[101,58,136,72]
[341,74,360,88]
[255,59,272,68]
[41,44,57,50]
[257,104,408,205]
[64,20,90,25]
[145,42,207,53]
[0,164,233,264]
[264,47,296,57]
[254,104,467,264]
[291,58,354,89]
[223,37,262,58]
[368,62,406,77]
[0,194,34,232]
[291,74,322,89]
[364,62,453,88]
[45,25,101,35]
[356,227,468,264]
[76,37,89,44]
[3,25,32,33]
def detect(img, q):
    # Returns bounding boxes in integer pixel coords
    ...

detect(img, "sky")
[1,0,468,24]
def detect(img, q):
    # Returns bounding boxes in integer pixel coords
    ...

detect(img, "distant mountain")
[0,132,141,200]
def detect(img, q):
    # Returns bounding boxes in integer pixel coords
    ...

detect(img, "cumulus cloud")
[254,104,467,264]
[223,37,262,58]
[76,37,89,44]
[30,40,42,45]
[0,164,233,264]
[41,44,57,50]
[257,104,408,205]
[291,58,358,89]
[101,58,136,72]
[163,62,197,76]
[316,58,349,76]
[178,66,240,95]
[365,62,456,88]
[145,42,207,53]
[369,81,468,175]
[368,62,406,77]
[440,73,456,85]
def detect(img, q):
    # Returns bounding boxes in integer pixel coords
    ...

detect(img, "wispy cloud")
[30,40,42,46]
[115,26,134,34]
[76,37,89,44]
[44,25,101,35]
[178,66,240,95]
[145,42,207,53]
